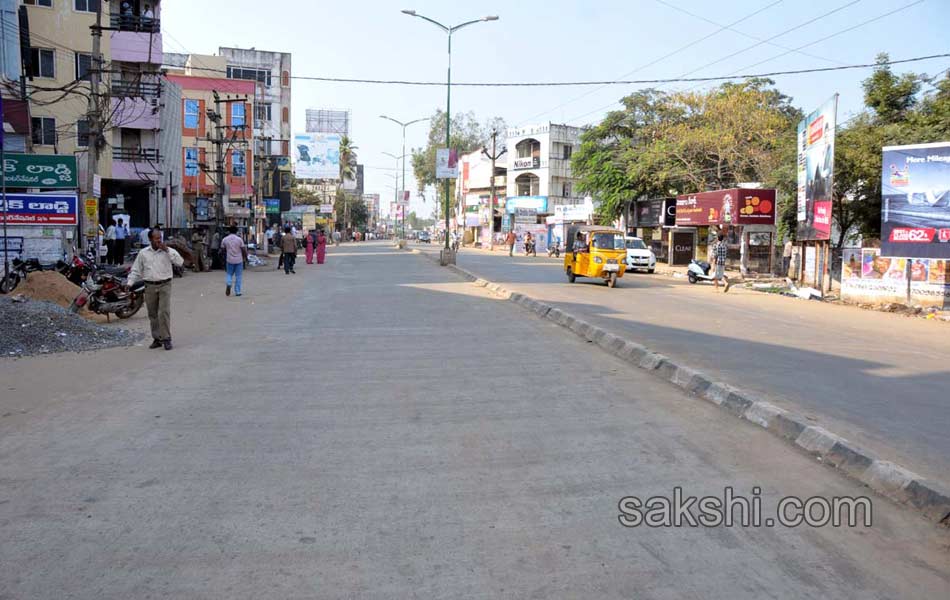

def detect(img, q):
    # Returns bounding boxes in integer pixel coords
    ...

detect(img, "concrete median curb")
[407,247,950,524]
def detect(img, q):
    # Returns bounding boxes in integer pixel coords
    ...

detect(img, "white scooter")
[686,259,715,284]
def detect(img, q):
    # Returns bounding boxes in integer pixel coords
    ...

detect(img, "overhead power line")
[169,53,947,88]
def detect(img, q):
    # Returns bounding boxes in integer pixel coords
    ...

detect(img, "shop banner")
[505,195,548,214]
[880,142,950,259]
[513,223,548,254]
[265,198,280,214]
[2,153,78,189]
[293,132,341,180]
[0,193,78,225]
[83,198,99,238]
[842,247,950,307]
[796,95,837,241]
[675,188,775,226]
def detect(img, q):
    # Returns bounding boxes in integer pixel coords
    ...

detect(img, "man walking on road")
[713,232,731,293]
[221,226,247,296]
[506,230,516,256]
[127,228,184,350]
[280,225,297,274]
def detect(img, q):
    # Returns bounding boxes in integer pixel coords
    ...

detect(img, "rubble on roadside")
[0,296,142,358]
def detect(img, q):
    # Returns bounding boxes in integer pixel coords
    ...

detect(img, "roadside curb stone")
[405,246,950,525]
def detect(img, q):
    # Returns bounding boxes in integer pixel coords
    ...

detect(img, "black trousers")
[283,252,296,273]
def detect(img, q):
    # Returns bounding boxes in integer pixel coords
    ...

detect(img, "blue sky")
[163,0,950,218]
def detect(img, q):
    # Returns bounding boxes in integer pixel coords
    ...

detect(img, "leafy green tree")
[339,135,358,182]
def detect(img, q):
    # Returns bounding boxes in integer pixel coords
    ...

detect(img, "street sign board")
[2,154,79,189]
[0,193,78,225]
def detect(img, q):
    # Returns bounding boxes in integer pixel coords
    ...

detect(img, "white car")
[624,237,656,273]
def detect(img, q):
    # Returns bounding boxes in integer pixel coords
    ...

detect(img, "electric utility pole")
[481,130,506,251]
[82,0,103,254]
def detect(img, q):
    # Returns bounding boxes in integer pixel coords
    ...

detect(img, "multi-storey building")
[20,0,182,231]
[458,149,506,246]
[219,47,291,159]
[505,123,584,210]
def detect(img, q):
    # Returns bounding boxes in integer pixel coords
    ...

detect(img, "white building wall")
[505,123,583,209]
[219,47,292,156]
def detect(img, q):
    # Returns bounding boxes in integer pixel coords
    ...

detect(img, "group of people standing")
[104,218,130,265]
[274,226,327,275]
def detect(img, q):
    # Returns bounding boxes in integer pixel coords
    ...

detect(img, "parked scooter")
[69,268,144,319]
[547,241,561,258]
[686,259,716,284]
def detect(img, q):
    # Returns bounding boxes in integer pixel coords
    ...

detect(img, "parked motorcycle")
[0,257,60,294]
[547,242,561,258]
[69,271,144,319]
[525,240,537,257]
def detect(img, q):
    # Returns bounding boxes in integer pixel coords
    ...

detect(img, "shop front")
[632,198,676,263]
[546,203,592,250]
[675,188,777,273]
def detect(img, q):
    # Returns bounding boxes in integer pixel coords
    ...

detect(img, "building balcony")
[112,79,162,98]
[110,18,163,65]
[112,148,162,182]
[110,97,161,130]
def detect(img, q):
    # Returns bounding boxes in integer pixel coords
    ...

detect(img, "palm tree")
[339,135,358,182]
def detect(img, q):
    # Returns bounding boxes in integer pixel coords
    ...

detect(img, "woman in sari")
[316,229,328,264]
[304,229,315,264]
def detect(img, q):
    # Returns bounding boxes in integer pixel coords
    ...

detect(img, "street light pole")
[380,115,425,242]
[401,9,499,256]
[383,153,406,237]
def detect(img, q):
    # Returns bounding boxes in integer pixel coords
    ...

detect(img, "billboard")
[293,132,341,180]
[796,95,837,240]
[0,193,78,225]
[505,196,548,214]
[2,154,78,189]
[675,189,775,226]
[880,142,950,259]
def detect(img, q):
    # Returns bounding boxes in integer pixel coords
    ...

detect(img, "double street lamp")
[379,115,426,241]
[382,156,407,237]
[401,9,499,253]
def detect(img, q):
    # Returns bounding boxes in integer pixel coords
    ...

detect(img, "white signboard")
[319,203,334,214]
[293,132,341,180]
[436,148,458,179]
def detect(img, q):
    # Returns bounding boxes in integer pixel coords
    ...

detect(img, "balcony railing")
[112,79,162,98]
[113,148,161,162]
[110,14,161,33]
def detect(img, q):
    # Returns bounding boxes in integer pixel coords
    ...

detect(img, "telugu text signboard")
[796,95,837,241]
[880,142,950,259]
[675,189,775,227]
[0,193,78,225]
[3,154,78,189]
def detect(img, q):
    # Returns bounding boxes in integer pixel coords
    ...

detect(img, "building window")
[184,148,199,177]
[281,71,290,87]
[226,66,270,87]
[77,119,90,147]
[563,182,572,197]
[282,107,289,124]
[230,102,246,128]
[31,117,55,146]
[562,144,572,160]
[74,0,100,12]
[184,99,199,129]
[231,150,246,177]
[255,103,272,122]
[23,0,53,6]
[75,52,92,82]
[29,48,54,78]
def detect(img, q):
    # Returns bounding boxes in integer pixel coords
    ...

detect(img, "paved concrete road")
[415,244,950,483]
[1,242,948,599]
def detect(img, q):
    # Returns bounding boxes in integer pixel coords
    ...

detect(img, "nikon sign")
[3,154,79,189]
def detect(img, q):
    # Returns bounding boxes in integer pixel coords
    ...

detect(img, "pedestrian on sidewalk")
[713,232,731,293]
[333,229,341,246]
[105,219,117,264]
[316,228,328,264]
[210,229,222,270]
[127,228,184,351]
[191,227,208,272]
[221,226,246,296]
[304,229,315,264]
[114,218,128,264]
[506,230,516,256]
[281,225,297,274]
[783,239,793,277]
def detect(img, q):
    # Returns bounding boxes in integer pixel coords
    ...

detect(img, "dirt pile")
[13,271,80,308]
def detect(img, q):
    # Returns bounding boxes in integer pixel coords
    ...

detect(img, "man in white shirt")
[127,228,184,350]
[105,219,117,264]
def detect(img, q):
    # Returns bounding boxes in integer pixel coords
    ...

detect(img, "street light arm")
[402,10,449,32]
[449,18,489,33]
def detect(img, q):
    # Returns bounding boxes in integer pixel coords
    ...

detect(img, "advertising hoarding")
[635,199,663,227]
[796,95,837,240]
[675,189,775,226]
[505,195,548,214]
[2,154,78,189]
[880,142,950,259]
[436,148,458,179]
[265,198,280,214]
[0,193,78,225]
[293,133,341,179]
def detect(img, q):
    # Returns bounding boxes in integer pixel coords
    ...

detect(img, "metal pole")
[1,94,7,280]
[401,124,407,240]
[82,1,103,256]
[444,32,451,251]
[489,130,496,251]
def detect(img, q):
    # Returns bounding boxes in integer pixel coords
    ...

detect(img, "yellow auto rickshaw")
[564,225,627,288]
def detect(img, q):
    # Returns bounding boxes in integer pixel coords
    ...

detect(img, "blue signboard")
[0,193,78,225]
[264,198,280,215]
[505,195,548,214]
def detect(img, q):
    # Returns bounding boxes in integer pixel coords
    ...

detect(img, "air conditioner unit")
[148,97,163,112]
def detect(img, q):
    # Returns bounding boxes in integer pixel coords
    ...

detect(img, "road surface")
[417,243,950,483]
[1,243,947,598]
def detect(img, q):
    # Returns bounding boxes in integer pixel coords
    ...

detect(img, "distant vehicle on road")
[417,231,431,243]
[624,237,656,273]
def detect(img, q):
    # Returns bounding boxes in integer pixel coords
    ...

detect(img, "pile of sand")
[13,271,108,323]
